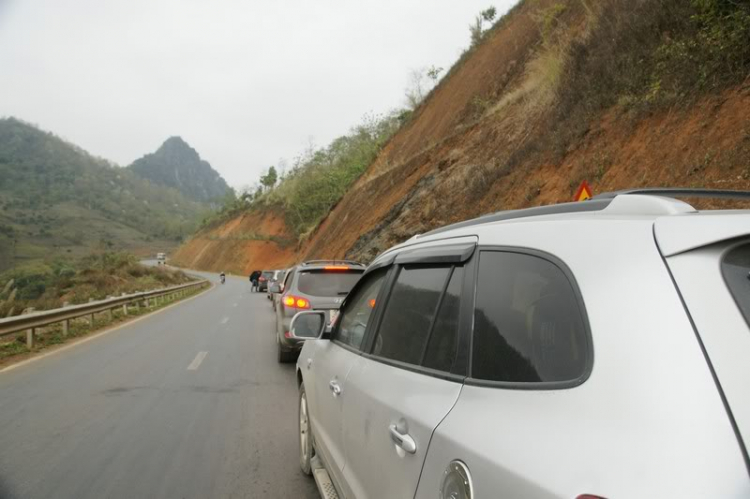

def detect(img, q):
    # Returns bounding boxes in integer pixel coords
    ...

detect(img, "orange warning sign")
[574,180,592,201]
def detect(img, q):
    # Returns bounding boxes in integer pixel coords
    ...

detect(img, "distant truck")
[156,252,166,265]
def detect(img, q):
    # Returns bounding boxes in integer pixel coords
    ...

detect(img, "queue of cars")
[274,190,750,499]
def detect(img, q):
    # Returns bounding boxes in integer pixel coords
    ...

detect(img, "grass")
[0,252,195,318]
[0,283,207,364]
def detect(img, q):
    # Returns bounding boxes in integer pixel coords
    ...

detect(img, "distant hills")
[0,118,223,271]
[129,137,230,203]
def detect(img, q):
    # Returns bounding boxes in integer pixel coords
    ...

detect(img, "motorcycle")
[220,274,226,284]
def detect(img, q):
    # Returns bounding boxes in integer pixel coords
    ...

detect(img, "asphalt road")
[0,271,318,499]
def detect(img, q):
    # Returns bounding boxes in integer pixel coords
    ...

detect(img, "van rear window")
[722,243,750,328]
[297,270,363,297]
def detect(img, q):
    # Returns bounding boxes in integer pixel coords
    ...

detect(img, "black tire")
[278,342,295,363]
[299,382,313,475]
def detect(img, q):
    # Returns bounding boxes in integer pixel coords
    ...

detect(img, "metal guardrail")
[0,279,209,348]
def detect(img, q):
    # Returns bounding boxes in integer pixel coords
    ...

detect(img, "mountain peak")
[129,137,230,203]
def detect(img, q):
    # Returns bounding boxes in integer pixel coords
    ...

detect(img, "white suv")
[290,190,750,499]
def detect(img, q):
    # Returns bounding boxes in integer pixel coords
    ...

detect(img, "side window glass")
[334,270,386,350]
[722,243,750,328]
[473,251,589,384]
[282,270,294,291]
[423,266,464,372]
[373,266,451,365]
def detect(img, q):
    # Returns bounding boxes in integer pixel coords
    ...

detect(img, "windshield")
[297,270,363,297]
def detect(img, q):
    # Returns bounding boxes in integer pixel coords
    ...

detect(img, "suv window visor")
[297,269,364,297]
[365,254,396,274]
[394,243,476,265]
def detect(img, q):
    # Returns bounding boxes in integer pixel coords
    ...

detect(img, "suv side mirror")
[270,283,281,293]
[290,311,327,340]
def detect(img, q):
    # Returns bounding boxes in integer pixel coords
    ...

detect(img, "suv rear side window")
[722,242,750,327]
[373,266,451,366]
[334,270,386,350]
[297,270,363,297]
[472,251,589,384]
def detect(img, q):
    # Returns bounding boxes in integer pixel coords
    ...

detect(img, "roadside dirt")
[171,210,295,274]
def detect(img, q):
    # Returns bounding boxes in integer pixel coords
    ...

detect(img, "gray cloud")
[0,0,517,188]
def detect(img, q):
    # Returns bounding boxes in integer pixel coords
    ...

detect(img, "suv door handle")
[329,380,342,397]
[389,424,417,454]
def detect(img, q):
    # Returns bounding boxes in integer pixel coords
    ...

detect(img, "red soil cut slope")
[176,0,750,272]
[171,210,295,275]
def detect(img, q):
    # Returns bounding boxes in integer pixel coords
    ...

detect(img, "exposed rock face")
[130,137,230,203]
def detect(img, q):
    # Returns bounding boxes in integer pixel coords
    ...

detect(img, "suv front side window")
[333,269,387,350]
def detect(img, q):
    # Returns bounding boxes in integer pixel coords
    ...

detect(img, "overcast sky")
[0,0,516,189]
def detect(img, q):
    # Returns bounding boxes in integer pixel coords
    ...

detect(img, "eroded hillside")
[173,0,750,273]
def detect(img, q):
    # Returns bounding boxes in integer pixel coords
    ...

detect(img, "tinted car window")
[282,270,295,290]
[335,270,386,350]
[722,243,750,327]
[297,270,363,297]
[423,266,464,372]
[473,251,588,384]
[373,266,451,365]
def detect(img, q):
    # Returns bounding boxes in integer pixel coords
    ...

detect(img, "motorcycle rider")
[220,271,226,284]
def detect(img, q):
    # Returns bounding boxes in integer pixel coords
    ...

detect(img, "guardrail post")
[24,308,36,348]
[62,302,70,336]
[106,296,114,321]
[88,298,95,325]
[122,293,128,315]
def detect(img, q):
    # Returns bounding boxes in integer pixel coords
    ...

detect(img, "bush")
[0,251,193,316]
[539,0,750,158]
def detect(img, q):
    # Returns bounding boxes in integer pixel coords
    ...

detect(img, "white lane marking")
[187,351,208,371]
[221,317,229,325]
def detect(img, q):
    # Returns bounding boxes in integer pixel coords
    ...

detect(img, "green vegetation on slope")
[0,118,212,271]
[203,111,404,238]
[129,136,231,203]
[534,0,750,160]
[0,252,193,318]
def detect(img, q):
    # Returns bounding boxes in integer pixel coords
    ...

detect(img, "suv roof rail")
[594,188,750,200]
[300,259,364,267]
[422,188,750,238]
[422,199,613,237]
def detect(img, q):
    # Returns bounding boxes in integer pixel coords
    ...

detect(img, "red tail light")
[324,265,350,270]
[283,295,311,309]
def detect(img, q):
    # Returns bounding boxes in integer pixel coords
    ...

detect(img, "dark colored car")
[258,270,275,292]
[273,260,364,362]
